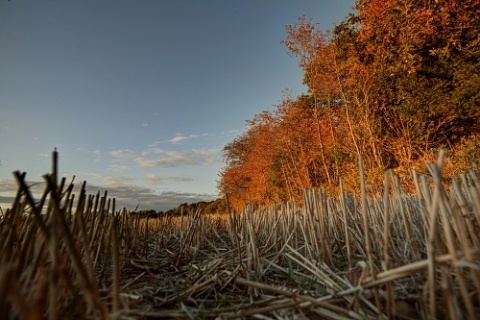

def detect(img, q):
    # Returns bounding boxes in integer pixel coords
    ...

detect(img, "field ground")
[1,154,480,319]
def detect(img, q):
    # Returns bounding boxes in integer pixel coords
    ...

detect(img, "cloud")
[145,173,194,185]
[147,140,163,148]
[169,133,198,144]
[0,179,48,210]
[0,179,18,193]
[135,148,219,168]
[80,173,217,211]
[72,172,136,190]
[0,195,15,207]
[74,171,195,190]
[77,148,104,163]
[109,164,130,171]
[102,175,135,188]
[0,179,46,194]
[0,180,20,209]
[110,147,220,168]
[92,150,102,162]
[110,149,136,159]
[147,129,238,148]
[0,178,217,212]
[220,129,241,135]
[143,147,164,155]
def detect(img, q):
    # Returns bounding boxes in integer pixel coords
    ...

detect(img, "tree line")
[130,198,227,218]
[219,0,480,210]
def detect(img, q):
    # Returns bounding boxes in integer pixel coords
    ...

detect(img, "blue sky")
[0,0,354,211]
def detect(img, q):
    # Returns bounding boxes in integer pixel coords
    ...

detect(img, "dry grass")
[1,152,480,319]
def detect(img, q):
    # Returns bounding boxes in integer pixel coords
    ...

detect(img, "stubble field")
[1,152,480,319]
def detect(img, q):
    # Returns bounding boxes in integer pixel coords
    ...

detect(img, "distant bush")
[147,198,228,218]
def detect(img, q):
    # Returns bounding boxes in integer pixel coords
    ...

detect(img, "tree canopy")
[219,0,480,210]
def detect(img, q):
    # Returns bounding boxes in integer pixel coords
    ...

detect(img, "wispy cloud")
[0,179,46,194]
[142,147,164,155]
[0,179,47,209]
[135,148,219,168]
[93,149,102,162]
[169,133,198,144]
[110,147,220,168]
[147,129,239,148]
[145,173,194,185]
[110,149,136,159]
[220,129,241,135]
[0,179,17,193]
[109,164,130,171]
[77,148,103,163]
[147,140,164,148]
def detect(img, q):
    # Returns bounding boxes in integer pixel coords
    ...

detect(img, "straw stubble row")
[1,153,479,319]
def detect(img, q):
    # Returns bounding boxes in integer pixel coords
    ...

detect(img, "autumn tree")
[355,0,480,164]
[284,15,389,183]
[219,0,480,209]
[219,111,282,209]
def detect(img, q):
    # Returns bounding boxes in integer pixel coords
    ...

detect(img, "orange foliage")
[219,1,480,209]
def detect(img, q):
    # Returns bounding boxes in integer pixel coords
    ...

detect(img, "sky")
[0,0,355,212]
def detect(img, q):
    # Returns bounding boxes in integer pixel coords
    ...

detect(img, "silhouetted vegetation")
[131,198,228,218]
